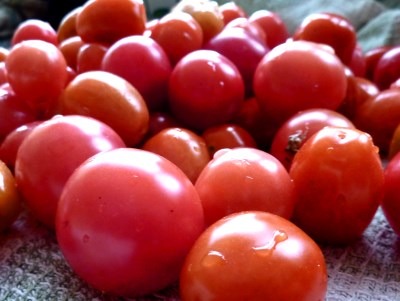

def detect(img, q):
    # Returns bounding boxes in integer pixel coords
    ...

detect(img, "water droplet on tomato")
[253,229,288,256]
[201,250,226,268]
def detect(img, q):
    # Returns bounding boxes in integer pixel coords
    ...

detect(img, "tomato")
[76,0,146,45]
[0,161,22,232]
[195,147,295,226]
[168,49,245,131]
[381,152,400,235]
[348,44,366,77]
[388,123,400,159]
[5,39,68,116]
[57,6,81,43]
[204,26,269,96]
[56,148,205,297]
[290,126,384,245]
[58,35,84,71]
[11,19,58,46]
[180,211,327,301]
[150,12,203,66]
[201,123,257,157]
[145,111,181,139]
[59,70,149,147]
[224,17,267,44]
[0,84,37,143]
[353,88,400,155]
[270,108,355,170]
[253,40,347,126]
[364,45,392,82]
[248,9,289,49]
[373,45,400,90]
[219,1,247,25]
[142,127,210,183]
[101,35,172,111]
[15,115,126,228]
[293,12,356,65]
[76,42,108,73]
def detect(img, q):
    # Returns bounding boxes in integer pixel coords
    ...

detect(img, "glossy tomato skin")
[169,50,245,131]
[270,108,355,170]
[381,152,400,235]
[180,211,327,301]
[195,147,295,226]
[11,19,58,46]
[373,45,400,90]
[15,115,126,228]
[219,1,247,25]
[76,42,108,73]
[290,127,384,245]
[56,148,205,297]
[253,41,347,125]
[102,35,172,111]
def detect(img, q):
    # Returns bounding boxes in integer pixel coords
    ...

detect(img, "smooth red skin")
[76,0,146,45]
[59,36,84,71]
[0,121,42,171]
[248,9,289,48]
[290,127,384,245]
[373,46,400,90]
[224,17,267,45]
[180,211,327,301]
[293,12,356,65]
[56,148,205,297]
[168,49,245,131]
[201,123,257,157]
[253,41,347,126]
[101,35,172,111]
[0,84,37,143]
[382,152,400,235]
[204,26,269,96]
[364,45,392,81]
[353,88,400,155]
[15,115,126,228]
[348,44,366,78]
[195,147,296,226]
[76,42,108,73]
[270,108,355,170]
[219,2,248,25]
[11,19,58,46]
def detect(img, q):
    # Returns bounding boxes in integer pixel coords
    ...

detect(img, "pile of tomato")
[1,0,400,300]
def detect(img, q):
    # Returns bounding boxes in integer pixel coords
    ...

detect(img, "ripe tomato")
[373,45,400,90]
[224,17,267,44]
[290,126,384,245]
[56,148,205,297]
[0,161,22,232]
[142,127,210,183]
[15,115,126,228]
[101,35,172,111]
[270,108,355,170]
[58,35,84,71]
[195,147,295,226]
[180,211,327,301]
[5,39,68,116]
[76,42,108,73]
[11,19,58,46]
[76,0,147,45]
[364,45,392,81]
[150,11,203,66]
[293,12,356,65]
[57,6,81,43]
[169,49,245,131]
[219,1,247,25]
[145,111,181,139]
[253,40,347,125]
[381,152,400,235]
[59,70,149,147]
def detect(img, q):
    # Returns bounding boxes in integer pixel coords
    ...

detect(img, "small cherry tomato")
[76,42,108,73]
[58,35,84,71]
[219,1,247,25]
[11,19,58,46]
[290,126,384,245]
[364,45,392,81]
[180,211,328,301]
[373,45,400,90]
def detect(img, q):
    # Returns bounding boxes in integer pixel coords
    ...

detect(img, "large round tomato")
[195,147,295,226]
[290,126,384,245]
[168,49,245,131]
[253,40,347,125]
[180,211,327,301]
[15,115,126,228]
[56,148,205,297]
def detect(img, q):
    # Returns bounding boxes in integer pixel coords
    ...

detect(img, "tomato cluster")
[0,0,399,300]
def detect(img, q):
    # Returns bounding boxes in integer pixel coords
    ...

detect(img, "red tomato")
[195,147,295,226]
[219,1,248,25]
[224,17,267,44]
[58,35,84,71]
[388,123,400,159]
[373,45,400,90]
[101,35,172,111]
[364,45,392,81]
[180,211,327,301]
[145,111,181,139]
[253,40,347,125]
[168,49,245,131]
[142,127,210,183]
[248,9,289,48]
[290,126,384,245]
[15,115,126,228]
[381,152,400,235]
[76,42,108,73]
[201,123,257,157]
[56,148,205,297]
[76,0,147,45]
[270,108,355,170]
[348,44,366,77]
[150,12,203,66]
[11,19,58,46]
[293,12,356,65]
[57,6,81,43]
[5,39,68,116]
